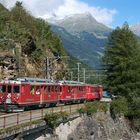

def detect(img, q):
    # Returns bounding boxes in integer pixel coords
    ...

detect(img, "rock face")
[0,56,17,79]
[31,112,139,140]
[67,112,139,140]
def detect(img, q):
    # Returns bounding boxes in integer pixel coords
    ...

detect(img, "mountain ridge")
[50,13,111,68]
[50,13,112,37]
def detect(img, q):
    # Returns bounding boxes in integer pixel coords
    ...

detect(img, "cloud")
[0,0,117,26]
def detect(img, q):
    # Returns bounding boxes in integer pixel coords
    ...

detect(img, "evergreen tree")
[103,23,140,129]
[103,23,140,97]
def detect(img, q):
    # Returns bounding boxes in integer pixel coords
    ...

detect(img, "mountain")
[130,23,140,37]
[50,13,112,68]
[54,13,111,37]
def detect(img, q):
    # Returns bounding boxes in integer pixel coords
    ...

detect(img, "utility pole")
[44,57,50,79]
[46,57,50,79]
[44,56,69,79]
[77,62,81,82]
[83,68,85,83]
[70,71,73,81]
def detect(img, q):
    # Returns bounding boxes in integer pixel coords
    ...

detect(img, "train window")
[44,86,47,94]
[60,87,62,92]
[71,87,74,93]
[8,85,11,93]
[30,86,34,94]
[36,86,40,94]
[55,86,59,92]
[79,87,81,91]
[52,86,55,93]
[48,86,50,94]
[0,85,6,92]
[68,87,71,93]
[13,86,20,93]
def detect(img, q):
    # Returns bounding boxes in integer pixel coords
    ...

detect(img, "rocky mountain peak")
[60,12,95,22]
[50,12,112,37]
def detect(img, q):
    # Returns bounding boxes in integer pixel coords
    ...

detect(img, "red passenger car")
[0,77,103,112]
[58,81,86,104]
[0,77,62,111]
[85,84,103,101]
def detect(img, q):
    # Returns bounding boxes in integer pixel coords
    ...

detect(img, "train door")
[71,86,75,99]
[54,85,61,101]
[40,85,44,105]
[58,85,62,101]
[51,85,55,101]
[43,85,49,103]
[85,85,90,99]
[67,85,72,100]
[79,86,85,100]
[72,86,77,99]
[60,85,65,101]
[6,84,12,104]
[76,86,82,99]
[20,84,27,103]
[34,85,41,104]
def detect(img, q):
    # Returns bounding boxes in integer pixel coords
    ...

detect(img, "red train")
[0,77,103,112]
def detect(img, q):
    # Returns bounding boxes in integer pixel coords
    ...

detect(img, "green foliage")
[103,23,140,130]
[0,3,65,59]
[44,112,60,128]
[0,3,68,79]
[110,97,129,116]
[103,23,140,96]
[78,102,108,116]
[44,111,69,128]
[98,102,108,113]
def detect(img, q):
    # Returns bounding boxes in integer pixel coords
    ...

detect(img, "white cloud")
[0,0,117,26]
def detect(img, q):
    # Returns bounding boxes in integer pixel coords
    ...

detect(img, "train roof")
[0,77,102,87]
[56,80,85,85]
[0,77,85,85]
[0,77,55,84]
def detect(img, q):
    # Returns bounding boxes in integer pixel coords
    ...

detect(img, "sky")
[81,0,140,27]
[0,0,139,28]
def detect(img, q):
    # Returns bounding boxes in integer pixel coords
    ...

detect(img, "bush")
[78,101,108,116]
[44,111,69,128]
[44,113,60,128]
[110,97,129,117]
[98,102,108,113]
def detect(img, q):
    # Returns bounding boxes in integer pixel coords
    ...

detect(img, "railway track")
[0,103,83,129]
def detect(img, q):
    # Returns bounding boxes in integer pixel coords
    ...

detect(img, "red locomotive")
[0,77,103,112]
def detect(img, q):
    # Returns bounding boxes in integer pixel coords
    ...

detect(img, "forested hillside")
[0,2,67,80]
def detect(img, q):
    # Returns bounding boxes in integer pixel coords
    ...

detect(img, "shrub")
[44,112,60,128]
[44,111,70,128]
[78,101,108,116]
[110,97,129,117]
